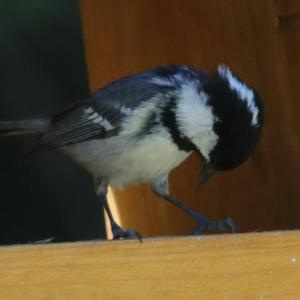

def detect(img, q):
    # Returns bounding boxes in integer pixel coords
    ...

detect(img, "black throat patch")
[161,96,197,153]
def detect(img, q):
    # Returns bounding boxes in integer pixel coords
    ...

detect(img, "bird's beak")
[198,161,216,185]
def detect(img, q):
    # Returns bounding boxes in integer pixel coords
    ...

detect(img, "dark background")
[0,0,105,244]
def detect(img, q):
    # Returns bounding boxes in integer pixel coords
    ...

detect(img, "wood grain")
[80,0,300,238]
[0,231,300,299]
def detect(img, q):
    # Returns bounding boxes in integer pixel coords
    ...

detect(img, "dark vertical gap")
[0,0,105,244]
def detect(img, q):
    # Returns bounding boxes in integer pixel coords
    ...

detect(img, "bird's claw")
[111,224,142,241]
[191,217,236,235]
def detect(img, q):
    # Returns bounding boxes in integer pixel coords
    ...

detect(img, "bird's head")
[175,65,263,183]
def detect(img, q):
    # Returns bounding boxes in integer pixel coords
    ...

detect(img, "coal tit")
[0,65,263,239]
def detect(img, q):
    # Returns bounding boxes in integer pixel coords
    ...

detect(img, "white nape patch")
[217,65,259,126]
[85,107,114,130]
[176,82,219,160]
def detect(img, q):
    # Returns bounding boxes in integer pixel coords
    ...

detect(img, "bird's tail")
[0,117,51,136]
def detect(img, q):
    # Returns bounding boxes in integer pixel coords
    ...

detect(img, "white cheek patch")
[217,65,259,127]
[196,130,219,160]
[176,82,219,160]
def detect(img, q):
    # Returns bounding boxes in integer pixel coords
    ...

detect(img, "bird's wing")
[40,66,179,146]
[40,100,123,146]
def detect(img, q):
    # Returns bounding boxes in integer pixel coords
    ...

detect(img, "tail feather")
[0,117,51,136]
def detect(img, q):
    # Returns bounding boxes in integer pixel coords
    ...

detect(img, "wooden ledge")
[0,231,300,299]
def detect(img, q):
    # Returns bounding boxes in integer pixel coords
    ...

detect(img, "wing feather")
[40,101,123,146]
[40,65,182,146]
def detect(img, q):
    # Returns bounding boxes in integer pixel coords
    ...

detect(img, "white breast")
[66,128,191,189]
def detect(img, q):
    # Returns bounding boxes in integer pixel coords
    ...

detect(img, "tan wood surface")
[81,0,300,238]
[0,231,300,299]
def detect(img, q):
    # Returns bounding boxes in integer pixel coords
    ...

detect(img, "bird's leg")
[102,196,142,240]
[151,176,236,235]
[161,194,235,234]
[95,179,142,240]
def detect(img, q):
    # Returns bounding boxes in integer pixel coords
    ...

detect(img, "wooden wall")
[80,0,300,238]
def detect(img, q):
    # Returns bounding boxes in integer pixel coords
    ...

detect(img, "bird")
[0,65,263,240]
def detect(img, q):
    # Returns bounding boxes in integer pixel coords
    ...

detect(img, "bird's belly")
[66,133,191,188]
[110,137,191,188]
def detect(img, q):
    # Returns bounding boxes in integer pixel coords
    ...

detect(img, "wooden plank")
[0,231,300,299]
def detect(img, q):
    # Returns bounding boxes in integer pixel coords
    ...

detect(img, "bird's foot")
[111,223,142,241]
[190,214,236,235]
